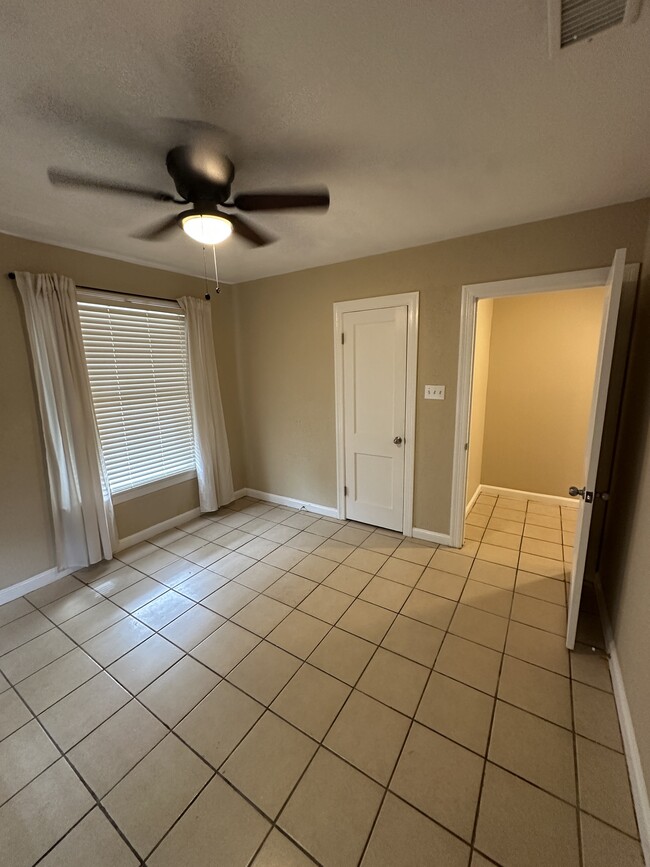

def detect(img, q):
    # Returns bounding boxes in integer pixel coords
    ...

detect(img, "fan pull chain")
[212,245,221,295]
[201,245,210,300]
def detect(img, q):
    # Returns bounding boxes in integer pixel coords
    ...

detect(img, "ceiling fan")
[47,144,330,247]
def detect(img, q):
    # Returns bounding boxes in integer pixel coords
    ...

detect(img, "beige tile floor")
[0,493,644,866]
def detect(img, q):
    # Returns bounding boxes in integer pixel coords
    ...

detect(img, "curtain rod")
[6,272,211,303]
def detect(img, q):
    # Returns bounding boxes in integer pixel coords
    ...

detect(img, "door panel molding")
[334,292,419,535]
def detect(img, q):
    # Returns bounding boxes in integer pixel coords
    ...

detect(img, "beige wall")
[235,199,650,534]
[2,198,649,818]
[466,298,493,504]
[599,218,650,796]
[114,479,201,540]
[480,287,606,497]
[1,202,647,573]
[0,233,244,590]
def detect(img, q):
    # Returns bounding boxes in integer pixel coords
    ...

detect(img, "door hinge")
[464,442,469,451]
[344,486,348,496]
[341,333,345,345]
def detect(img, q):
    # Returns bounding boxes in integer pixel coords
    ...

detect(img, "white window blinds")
[77,296,195,495]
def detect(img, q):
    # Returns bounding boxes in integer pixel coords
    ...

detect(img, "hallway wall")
[600,218,650,820]
[466,299,493,504]
[480,286,606,497]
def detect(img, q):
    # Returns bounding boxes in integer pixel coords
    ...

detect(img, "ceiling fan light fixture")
[181,212,232,245]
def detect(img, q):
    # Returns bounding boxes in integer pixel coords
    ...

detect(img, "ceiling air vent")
[548,0,642,54]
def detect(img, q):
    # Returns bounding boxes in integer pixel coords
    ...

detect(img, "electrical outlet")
[425,385,445,400]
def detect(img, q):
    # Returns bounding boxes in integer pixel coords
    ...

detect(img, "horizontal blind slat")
[78,297,195,496]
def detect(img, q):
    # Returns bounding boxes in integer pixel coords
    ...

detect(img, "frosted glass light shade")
[181,213,232,244]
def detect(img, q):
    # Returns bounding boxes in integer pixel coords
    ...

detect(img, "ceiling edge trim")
[0,225,218,283]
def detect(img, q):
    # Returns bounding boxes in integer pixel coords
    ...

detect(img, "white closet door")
[342,305,408,531]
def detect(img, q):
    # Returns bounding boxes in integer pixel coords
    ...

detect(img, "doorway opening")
[466,286,606,509]
[450,253,633,647]
[333,292,419,535]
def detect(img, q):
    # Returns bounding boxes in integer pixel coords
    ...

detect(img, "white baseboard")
[244,488,339,519]
[1,498,247,605]
[0,491,331,607]
[0,566,72,606]
[466,486,481,515]
[594,577,650,863]
[479,484,576,508]
[116,507,202,552]
[412,527,452,546]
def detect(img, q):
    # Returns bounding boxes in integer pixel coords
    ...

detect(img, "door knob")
[393,436,403,445]
[568,486,585,498]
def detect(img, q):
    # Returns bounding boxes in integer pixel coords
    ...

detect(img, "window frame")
[76,289,197,501]
[110,468,197,504]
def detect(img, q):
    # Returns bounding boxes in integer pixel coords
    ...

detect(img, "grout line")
[168,532,438,861]
[236,575,414,862]
[571,680,585,867]
[8,566,401,747]
[465,495,504,858]
[0,495,623,865]
[1,559,604,747]
[7,683,145,866]
[356,556,472,864]
[142,533,396,863]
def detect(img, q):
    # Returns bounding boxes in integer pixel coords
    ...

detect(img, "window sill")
[112,470,198,505]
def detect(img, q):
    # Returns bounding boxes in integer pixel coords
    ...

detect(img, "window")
[77,295,195,496]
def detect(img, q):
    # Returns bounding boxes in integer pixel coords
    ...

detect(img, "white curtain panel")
[16,272,116,569]
[180,296,234,511]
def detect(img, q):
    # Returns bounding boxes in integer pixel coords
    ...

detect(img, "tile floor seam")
[9,603,236,799]
[219,655,384,859]
[2,534,562,652]
[137,768,219,862]
[1,495,628,867]
[480,755,586,812]
[9,580,449,757]
[0,538,566,701]
[216,589,426,864]
[15,654,217,802]
[0,615,57,657]
[247,824,321,867]
[467,573,513,857]
[355,554,470,866]
[577,806,643,843]
[5,678,146,866]
[562,508,586,867]
[0,710,60,809]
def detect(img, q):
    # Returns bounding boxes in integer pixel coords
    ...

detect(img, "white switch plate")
[425,385,445,400]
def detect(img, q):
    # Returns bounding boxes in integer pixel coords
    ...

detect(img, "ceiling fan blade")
[226,213,274,247]
[48,168,178,202]
[131,214,180,241]
[233,189,330,212]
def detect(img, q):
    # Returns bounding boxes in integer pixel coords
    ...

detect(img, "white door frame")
[334,292,419,535]
[449,263,638,548]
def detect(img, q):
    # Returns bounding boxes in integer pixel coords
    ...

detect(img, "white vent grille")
[548,0,642,53]
[561,0,626,45]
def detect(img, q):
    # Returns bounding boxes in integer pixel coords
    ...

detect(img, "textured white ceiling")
[0,0,649,283]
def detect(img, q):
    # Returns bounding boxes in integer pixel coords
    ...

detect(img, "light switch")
[425,385,445,400]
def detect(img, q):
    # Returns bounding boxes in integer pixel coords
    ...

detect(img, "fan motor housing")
[165,146,234,205]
